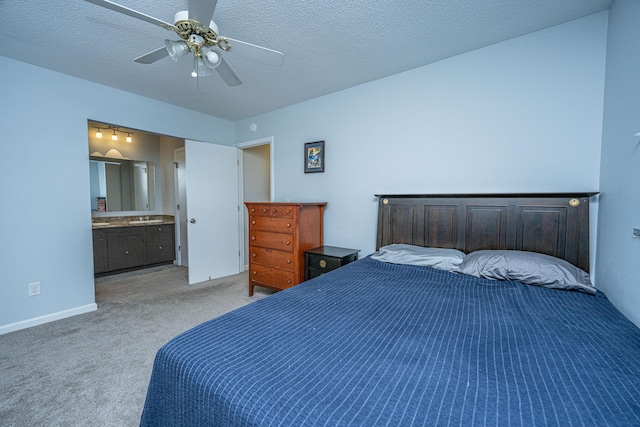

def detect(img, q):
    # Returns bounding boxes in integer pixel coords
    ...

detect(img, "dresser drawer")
[247,204,272,216]
[250,264,295,290]
[250,230,294,251]
[268,205,294,218]
[250,246,294,271]
[250,216,295,233]
[247,204,295,218]
[306,255,343,271]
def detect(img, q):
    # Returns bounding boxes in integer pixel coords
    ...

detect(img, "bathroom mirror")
[89,157,156,212]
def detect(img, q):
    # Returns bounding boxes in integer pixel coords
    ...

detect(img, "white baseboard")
[0,303,98,335]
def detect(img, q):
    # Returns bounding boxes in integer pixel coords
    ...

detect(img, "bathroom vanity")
[92,216,175,275]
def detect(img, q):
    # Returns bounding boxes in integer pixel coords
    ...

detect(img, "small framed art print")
[304,140,325,173]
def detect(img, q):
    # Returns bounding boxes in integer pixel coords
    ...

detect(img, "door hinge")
[176,204,180,211]
[174,162,179,169]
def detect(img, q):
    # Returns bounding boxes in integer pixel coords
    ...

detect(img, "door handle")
[189,218,196,224]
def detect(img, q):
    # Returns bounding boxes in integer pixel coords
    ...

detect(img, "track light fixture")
[92,125,134,143]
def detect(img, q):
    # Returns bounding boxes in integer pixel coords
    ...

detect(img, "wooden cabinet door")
[145,224,175,265]
[92,229,109,274]
[107,228,146,271]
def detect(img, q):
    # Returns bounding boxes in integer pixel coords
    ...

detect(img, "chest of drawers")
[245,202,326,296]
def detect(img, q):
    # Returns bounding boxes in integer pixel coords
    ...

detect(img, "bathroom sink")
[128,219,163,224]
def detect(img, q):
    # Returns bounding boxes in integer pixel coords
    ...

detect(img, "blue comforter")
[140,257,640,426]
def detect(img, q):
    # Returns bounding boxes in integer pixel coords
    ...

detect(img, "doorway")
[237,137,274,269]
[89,120,242,285]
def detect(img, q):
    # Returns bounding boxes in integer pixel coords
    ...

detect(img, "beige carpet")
[0,265,273,426]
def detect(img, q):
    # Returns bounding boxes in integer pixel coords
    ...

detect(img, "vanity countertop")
[92,215,175,229]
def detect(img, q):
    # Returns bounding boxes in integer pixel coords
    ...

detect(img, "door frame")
[173,147,186,266]
[236,136,274,271]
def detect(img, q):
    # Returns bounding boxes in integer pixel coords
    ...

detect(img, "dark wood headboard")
[376,193,596,272]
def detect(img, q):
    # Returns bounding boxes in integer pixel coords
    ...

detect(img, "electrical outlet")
[28,282,40,296]
[634,228,640,238]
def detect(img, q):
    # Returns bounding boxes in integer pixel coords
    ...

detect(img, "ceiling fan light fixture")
[202,49,221,69]
[192,56,212,77]
[96,129,102,139]
[165,39,189,62]
[84,0,283,87]
[111,129,118,141]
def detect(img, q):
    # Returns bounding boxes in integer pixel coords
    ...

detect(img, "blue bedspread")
[140,257,640,426]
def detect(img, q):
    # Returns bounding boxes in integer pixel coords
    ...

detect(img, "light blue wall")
[236,13,608,260]
[596,0,640,326]
[0,10,619,332]
[0,56,233,332]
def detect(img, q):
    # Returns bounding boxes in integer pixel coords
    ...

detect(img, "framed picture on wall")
[304,140,325,173]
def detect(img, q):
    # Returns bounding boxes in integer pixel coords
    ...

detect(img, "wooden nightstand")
[304,246,360,280]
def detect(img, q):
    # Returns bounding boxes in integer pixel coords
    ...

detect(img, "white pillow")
[371,244,465,271]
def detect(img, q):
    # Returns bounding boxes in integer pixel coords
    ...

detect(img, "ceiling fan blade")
[188,0,218,25]
[84,0,175,30]
[215,57,242,86]
[134,47,169,64]
[224,38,284,67]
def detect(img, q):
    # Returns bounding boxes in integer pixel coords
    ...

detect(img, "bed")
[140,194,640,426]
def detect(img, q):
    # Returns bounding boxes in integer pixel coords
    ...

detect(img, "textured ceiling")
[0,0,612,121]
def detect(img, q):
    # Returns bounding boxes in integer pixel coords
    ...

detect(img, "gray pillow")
[453,250,595,295]
[371,244,465,271]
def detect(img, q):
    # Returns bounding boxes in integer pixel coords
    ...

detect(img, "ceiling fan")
[84,0,284,86]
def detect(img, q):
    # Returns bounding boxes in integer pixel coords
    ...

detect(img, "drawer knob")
[286,223,291,228]
[252,271,257,275]
[320,260,327,268]
[287,279,291,284]
[286,209,291,214]
[159,246,162,250]
[125,250,129,254]
[252,253,256,257]
[287,259,291,264]
[272,209,277,213]
[251,208,256,213]
[286,241,291,245]
[262,208,268,213]
[251,236,256,241]
[251,220,256,225]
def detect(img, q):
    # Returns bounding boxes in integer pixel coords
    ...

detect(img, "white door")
[132,162,149,210]
[185,140,240,284]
